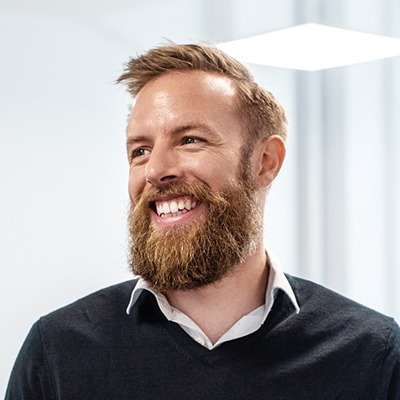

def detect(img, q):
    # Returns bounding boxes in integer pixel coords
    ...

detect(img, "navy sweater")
[6,276,400,399]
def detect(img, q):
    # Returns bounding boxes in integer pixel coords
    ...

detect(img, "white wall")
[0,8,129,393]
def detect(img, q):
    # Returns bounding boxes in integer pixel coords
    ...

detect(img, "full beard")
[128,173,263,292]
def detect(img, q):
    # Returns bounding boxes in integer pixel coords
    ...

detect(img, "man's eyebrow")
[170,123,218,138]
[126,136,147,147]
[126,123,219,147]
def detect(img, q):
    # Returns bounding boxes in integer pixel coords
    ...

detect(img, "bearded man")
[6,44,400,399]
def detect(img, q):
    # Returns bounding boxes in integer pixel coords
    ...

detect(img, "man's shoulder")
[285,274,398,340]
[38,279,139,332]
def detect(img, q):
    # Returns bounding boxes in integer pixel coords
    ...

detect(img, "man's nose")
[144,144,182,186]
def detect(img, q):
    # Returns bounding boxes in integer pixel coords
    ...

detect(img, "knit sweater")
[6,276,400,399]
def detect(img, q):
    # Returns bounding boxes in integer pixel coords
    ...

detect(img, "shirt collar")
[126,251,300,315]
[126,278,175,318]
[263,251,300,315]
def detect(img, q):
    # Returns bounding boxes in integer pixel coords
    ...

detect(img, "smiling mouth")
[152,196,198,218]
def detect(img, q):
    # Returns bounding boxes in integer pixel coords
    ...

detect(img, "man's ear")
[253,135,286,187]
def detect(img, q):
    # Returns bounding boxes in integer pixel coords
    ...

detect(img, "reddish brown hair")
[117,43,287,141]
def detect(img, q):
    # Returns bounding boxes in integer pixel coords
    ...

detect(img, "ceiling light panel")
[217,24,400,71]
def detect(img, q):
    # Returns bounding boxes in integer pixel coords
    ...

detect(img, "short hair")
[117,43,287,141]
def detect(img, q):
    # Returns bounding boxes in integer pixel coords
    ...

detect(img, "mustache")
[133,181,214,208]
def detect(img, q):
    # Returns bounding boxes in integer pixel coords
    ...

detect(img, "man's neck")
[164,245,269,345]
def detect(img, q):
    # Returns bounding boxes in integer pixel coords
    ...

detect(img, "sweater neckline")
[138,289,297,366]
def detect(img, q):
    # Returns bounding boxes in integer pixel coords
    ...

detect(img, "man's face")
[126,71,263,291]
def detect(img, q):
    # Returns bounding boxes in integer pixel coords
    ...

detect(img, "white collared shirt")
[126,252,300,350]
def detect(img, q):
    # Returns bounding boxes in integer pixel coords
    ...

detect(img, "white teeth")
[163,203,171,214]
[170,201,178,213]
[155,197,198,217]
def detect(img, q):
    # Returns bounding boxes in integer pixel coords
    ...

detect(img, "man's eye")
[183,137,200,145]
[132,148,150,158]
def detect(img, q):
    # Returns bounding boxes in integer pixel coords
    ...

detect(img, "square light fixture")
[217,23,400,71]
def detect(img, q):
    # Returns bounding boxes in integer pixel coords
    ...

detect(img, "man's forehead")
[199,72,237,97]
[135,70,237,101]
[127,70,239,128]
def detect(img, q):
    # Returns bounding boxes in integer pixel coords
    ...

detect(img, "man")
[6,44,400,399]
